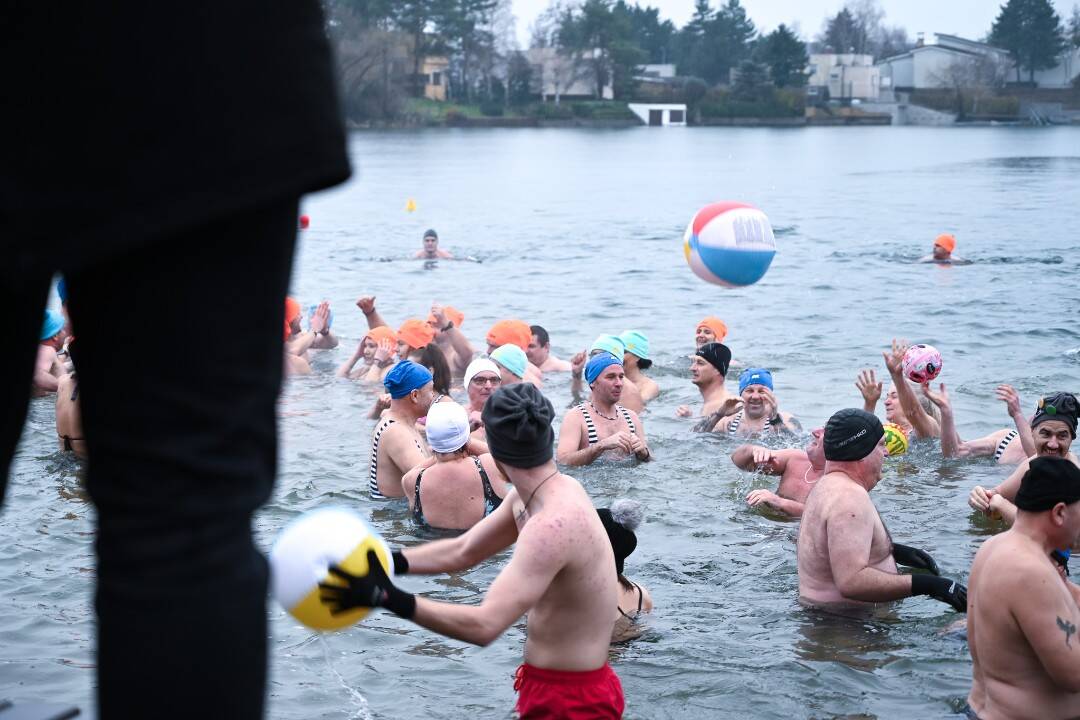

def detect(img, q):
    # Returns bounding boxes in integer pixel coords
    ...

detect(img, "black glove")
[892,543,940,575]
[393,550,409,575]
[911,574,967,612]
[318,549,416,619]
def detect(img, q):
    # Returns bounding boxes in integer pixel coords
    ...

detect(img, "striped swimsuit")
[368,417,422,499]
[578,402,636,444]
[993,429,1019,462]
[727,410,772,436]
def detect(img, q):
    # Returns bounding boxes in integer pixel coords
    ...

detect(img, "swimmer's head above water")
[823,408,887,485]
[695,317,728,347]
[1032,392,1078,457]
[486,319,531,355]
[933,233,956,261]
[422,228,439,256]
[586,352,624,404]
[690,342,731,385]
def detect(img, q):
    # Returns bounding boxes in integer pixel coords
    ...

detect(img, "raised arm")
[855,369,882,414]
[569,351,586,404]
[308,301,339,349]
[431,305,474,370]
[922,383,967,457]
[998,384,1036,458]
[357,296,389,330]
[884,339,940,439]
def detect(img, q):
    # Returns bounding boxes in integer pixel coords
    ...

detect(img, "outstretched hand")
[318,551,392,615]
[310,301,330,334]
[996,384,1022,417]
[357,296,377,315]
[430,304,447,327]
[883,338,909,377]
[921,382,950,411]
[855,369,883,406]
[570,351,586,377]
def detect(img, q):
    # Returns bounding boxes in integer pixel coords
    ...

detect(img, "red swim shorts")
[513,663,624,719]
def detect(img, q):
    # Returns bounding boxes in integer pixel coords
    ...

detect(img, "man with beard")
[558,353,650,467]
[732,426,826,517]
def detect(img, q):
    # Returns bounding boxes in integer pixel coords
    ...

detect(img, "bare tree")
[930,53,1008,119]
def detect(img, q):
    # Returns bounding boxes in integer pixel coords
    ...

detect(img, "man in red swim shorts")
[319,383,625,718]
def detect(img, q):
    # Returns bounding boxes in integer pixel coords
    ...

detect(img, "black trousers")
[1,198,298,719]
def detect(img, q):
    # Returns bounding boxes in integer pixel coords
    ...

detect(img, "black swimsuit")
[413,457,502,528]
[59,375,83,452]
[617,581,645,620]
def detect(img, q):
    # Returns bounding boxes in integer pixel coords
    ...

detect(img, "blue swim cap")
[585,352,622,384]
[590,334,625,358]
[738,368,774,395]
[383,360,433,399]
[490,344,528,379]
[40,309,65,341]
[57,277,68,304]
[619,330,649,360]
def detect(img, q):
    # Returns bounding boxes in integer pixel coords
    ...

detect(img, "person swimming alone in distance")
[414,228,453,259]
[919,233,970,265]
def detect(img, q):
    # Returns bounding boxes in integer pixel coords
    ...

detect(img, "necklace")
[517,470,559,522]
[589,401,618,421]
[803,466,822,485]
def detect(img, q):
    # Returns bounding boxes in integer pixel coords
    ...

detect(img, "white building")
[526,47,613,101]
[627,103,687,126]
[635,63,677,82]
[1028,47,1080,88]
[807,53,880,100]
[876,34,1011,91]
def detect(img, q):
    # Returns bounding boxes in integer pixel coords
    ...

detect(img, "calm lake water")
[4,126,1080,719]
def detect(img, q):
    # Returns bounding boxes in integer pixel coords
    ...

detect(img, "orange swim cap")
[428,306,465,329]
[934,233,956,253]
[398,319,435,350]
[364,325,398,346]
[284,297,302,340]
[697,317,728,342]
[486,319,532,351]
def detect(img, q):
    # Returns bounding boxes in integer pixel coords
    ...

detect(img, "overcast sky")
[512,0,1077,49]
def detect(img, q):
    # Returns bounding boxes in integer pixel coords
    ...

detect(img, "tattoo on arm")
[1057,616,1077,647]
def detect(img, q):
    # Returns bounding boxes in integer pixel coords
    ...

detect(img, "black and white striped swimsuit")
[578,402,636,444]
[727,410,772,436]
[993,429,1019,462]
[368,417,422,499]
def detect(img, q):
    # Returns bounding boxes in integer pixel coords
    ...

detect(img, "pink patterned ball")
[902,344,943,384]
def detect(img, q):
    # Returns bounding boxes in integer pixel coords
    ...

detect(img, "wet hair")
[530,325,549,347]
[417,344,451,396]
[636,358,653,371]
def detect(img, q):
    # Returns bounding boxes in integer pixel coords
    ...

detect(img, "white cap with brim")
[464,358,501,388]
[426,401,471,453]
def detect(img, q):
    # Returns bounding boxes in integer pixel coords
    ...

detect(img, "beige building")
[525,47,613,101]
[421,56,449,101]
[807,53,880,101]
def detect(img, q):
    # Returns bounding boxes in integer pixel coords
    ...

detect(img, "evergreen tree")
[990,0,1066,83]
[758,24,808,87]
[823,8,864,53]
[675,0,715,79]
[1068,4,1080,48]
[731,59,768,101]
[506,51,533,104]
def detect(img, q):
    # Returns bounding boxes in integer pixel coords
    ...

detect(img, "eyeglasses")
[471,377,500,386]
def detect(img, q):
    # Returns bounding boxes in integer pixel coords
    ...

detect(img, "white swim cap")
[426,401,470,453]
[464,358,501,388]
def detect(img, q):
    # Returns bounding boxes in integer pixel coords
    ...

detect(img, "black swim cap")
[1032,392,1078,439]
[823,408,884,461]
[1015,456,1080,512]
[696,342,731,377]
[597,505,639,576]
[423,228,438,239]
[482,383,554,469]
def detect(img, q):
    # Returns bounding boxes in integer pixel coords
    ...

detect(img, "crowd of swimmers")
[31,230,1080,719]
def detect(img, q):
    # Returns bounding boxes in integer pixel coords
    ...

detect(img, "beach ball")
[683,202,776,287]
[902,344,943,384]
[883,422,909,456]
[270,507,393,631]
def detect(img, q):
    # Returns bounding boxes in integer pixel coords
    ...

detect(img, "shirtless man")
[695,316,727,348]
[367,360,435,499]
[675,342,740,427]
[527,325,572,373]
[427,304,474,376]
[463,358,501,439]
[321,384,625,718]
[733,426,826,517]
[969,393,1079,526]
[570,335,644,414]
[557,353,650,466]
[966,457,1080,720]
[923,383,1035,464]
[620,330,658,404]
[797,408,967,613]
[33,309,68,396]
[919,233,970,265]
[413,228,453,259]
[713,368,799,436]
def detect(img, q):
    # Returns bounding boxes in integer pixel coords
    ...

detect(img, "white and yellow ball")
[883,422,909,457]
[683,201,777,287]
[270,507,393,631]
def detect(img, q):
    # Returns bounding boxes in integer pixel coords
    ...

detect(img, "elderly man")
[732,426,826,517]
[321,384,625,718]
[414,228,453,259]
[33,309,68,396]
[367,361,436,499]
[712,368,799,436]
[558,353,650,467]
[969,392,1079,525]
[966,457,1080,720]
[527,325,572,373]
[675,342,739,425]
[798,408,967,613]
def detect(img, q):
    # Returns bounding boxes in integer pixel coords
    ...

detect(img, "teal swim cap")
[590,334,625,358]
[619,330,649,360]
